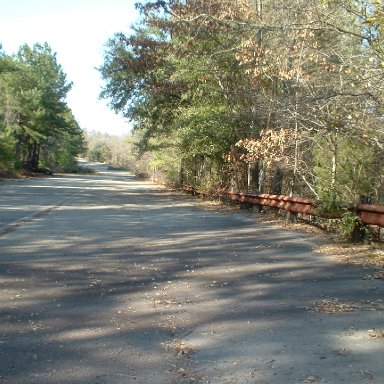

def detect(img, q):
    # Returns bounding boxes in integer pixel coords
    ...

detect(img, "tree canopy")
[100,0,384,203]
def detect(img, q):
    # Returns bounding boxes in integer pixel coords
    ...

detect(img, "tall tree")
[0,49,18,172]
[0,43,85,174]
[13,43,73,169]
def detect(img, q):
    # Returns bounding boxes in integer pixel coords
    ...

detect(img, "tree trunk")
[272,166,283,195]
[179,158,184,186]
[258,159,266,194]
[286,118,299,224]
[247,162,259,192]
[330,128,339,202]
[14,133,23,169]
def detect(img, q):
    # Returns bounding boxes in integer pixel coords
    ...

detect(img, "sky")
[0,0,139,136]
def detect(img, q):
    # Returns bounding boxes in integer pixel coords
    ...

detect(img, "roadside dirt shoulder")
[260,212,384,270]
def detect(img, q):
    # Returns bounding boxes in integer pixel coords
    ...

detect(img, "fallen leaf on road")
[309,298,357,313]
[300,375,321,383]
[368,329,384,339]
[362,271,384,280]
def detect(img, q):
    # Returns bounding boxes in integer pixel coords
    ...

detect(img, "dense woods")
[100,0,384,207]
[0,43,85,175]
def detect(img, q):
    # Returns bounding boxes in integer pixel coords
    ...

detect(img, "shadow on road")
[0,172,383,383]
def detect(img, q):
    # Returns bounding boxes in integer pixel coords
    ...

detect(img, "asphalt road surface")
[0,168,383,383]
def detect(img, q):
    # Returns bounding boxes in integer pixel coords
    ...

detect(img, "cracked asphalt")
[0,169,383,383]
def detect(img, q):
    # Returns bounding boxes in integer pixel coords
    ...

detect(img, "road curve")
[0,169,383,383]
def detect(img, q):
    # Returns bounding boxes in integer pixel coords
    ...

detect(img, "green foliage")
[107,165,130,171]
[151,145,181,184]
[315,194,342,216]
[338,211,357,239]
[89,143,112,163]
[85,131,135,167]
[99,0,254,190]
[338,211,369,241]
[313,134,379,203]
[0,43,85,174]
[63,164,96,174]
[100,0,384,201]
[0,129,15,173]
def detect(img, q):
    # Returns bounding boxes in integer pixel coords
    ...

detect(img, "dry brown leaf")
[310,298,357,313]
[368,329,384,339]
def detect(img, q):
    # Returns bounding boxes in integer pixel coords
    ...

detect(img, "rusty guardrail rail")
[356,203,384,227]
[181,185,384,227]
[225,192,384,227]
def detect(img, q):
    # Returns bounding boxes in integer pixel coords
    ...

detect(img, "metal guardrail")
[225,192,384,227]
[181,185,384,228]
[357,204,384,227]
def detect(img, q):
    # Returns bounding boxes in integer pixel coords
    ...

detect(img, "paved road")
[0,170,383,383]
